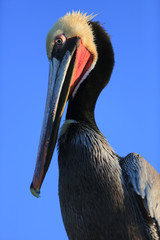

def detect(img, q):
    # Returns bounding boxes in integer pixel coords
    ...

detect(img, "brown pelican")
[30,11,160,239]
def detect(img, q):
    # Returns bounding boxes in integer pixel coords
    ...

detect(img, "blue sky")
[0,1,159,239]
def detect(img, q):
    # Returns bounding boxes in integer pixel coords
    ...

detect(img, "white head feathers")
[46,11,97,64]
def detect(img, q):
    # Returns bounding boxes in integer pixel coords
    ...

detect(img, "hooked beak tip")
[30,182,40,198]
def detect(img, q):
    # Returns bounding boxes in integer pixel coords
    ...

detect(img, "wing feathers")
[120,153,160,229]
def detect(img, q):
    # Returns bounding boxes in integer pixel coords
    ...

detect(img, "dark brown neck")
[66,21,114,128]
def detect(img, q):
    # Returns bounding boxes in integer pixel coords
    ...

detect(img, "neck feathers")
[66,21,114,126]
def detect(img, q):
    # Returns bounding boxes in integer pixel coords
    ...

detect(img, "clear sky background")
[0,1,159,239]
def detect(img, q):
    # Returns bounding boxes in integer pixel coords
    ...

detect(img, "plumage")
[58,121,160,239]
[31,11,160,239]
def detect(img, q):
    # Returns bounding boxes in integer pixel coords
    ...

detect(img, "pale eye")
[55,34,66,46]
[56,38,63,45]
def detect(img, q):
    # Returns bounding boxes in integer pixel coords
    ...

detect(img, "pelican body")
[30,12,160,239]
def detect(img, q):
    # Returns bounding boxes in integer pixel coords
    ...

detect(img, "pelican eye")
[55,34,66,46]
[56,38,63,45]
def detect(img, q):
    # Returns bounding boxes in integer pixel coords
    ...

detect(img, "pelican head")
[30,11,113,197]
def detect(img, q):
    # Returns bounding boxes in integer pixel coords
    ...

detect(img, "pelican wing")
[120,153,160,231]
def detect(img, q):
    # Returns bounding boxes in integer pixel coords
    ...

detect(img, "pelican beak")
[30,37,79,197]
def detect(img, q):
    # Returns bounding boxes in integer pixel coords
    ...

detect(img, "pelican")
[30,11,160,239]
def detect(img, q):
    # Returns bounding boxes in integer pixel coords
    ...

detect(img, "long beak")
[30,42,77,197]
